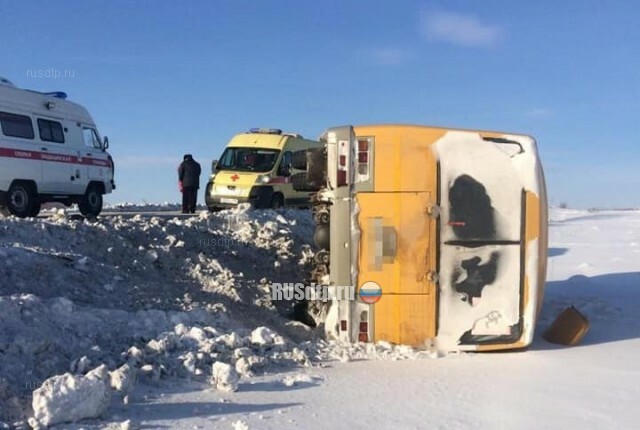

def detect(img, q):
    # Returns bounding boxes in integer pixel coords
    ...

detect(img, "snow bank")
[0,206,317,427]
[103,202,184,213]
[305,339,444,362]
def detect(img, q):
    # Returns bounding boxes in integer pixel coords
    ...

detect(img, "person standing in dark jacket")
[178,154,201,213]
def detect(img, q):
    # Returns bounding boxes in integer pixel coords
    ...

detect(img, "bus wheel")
[291,150,308,170]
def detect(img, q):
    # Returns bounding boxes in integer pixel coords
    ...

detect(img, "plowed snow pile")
[0,205,324,427]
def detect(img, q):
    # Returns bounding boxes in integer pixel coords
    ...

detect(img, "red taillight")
[358,314,369,342]
[337,170,347,186]
[339,155,346,167]
[358,152,368,163]
[358,140,369,151]
[359,322,368,333]
[340,320,348,331]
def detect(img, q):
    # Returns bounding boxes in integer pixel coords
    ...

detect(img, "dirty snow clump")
[211,361,240,392]
[29,365,111,428]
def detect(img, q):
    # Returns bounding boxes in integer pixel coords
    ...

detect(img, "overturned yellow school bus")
[293,124,548,352]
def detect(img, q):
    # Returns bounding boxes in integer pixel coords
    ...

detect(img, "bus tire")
[291,150,308,170]
[291,172,317,192]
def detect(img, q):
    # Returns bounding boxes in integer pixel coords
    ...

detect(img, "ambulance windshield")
[217,147,280,173]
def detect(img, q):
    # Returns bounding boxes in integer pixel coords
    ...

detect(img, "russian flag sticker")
[359,281,382,304]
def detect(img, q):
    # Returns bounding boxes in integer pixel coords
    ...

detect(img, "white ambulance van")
[0,77,114,218]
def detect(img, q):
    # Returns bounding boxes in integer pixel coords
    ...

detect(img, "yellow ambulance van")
[205,128,322,211]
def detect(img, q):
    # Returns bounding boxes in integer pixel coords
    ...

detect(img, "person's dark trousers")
[182,187,198,213]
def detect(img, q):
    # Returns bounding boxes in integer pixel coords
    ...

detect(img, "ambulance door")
[37,117,75,193]
[82,126,106,188]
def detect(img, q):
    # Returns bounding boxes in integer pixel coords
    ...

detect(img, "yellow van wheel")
[271,193,284,209]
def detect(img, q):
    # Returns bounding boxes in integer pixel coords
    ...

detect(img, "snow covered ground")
[1,207,639,429]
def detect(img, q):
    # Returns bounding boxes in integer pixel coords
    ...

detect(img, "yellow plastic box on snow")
[294,124,548,352]
[205,128,323,211]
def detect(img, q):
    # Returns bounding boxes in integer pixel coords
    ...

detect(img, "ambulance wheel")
[6,182,36,218]
[79,185,103,217]
[271,193,284,209]
[29,201,41,218]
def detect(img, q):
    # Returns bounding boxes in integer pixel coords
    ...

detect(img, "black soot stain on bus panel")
[458,323,520,345]
[453,251,500,304]
[448,174,496,240]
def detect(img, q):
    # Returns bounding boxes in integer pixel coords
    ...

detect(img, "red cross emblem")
[231,174,240,182]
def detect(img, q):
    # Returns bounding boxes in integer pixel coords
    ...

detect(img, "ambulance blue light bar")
[43,91,68,99]
[249,128,282,135]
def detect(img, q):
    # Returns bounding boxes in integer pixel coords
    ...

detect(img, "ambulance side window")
[82,127,101,149]
[0,111,35,139]
[278,151,292,176]
[37,119,65,144]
